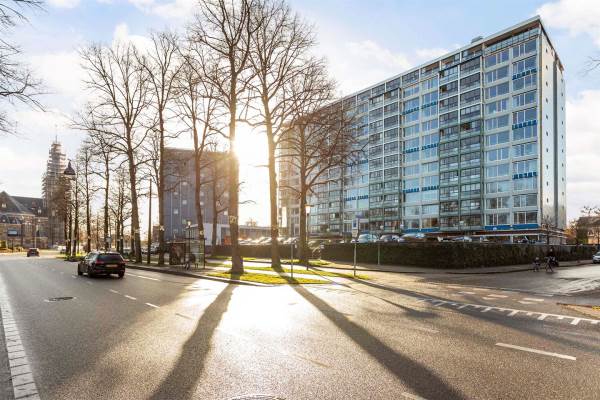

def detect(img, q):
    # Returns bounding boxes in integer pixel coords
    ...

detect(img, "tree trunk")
[299,187,307,265]
[127,146,142,263]
[211,177,218,250]
[265,111,281,269]
[192,122,205,247]
[73,194,79,257]
[228,104,243,274]
[85,187,91,253]
[66,209,72,256]
[103,163,110,250]
[158,113,166,266]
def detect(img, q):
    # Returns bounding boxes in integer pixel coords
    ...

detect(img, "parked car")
[355,233,378,243]
[379,234,401,243]
[78,251,126,278]
[593,252,600,264]
[452,236,473,242]
[26,248,40,257]
[399,233,426,242]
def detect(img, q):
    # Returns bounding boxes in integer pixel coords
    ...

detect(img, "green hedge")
[320,243,597,269]
[213,244,296,258]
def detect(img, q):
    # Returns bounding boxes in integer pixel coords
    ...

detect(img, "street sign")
[351,219,359,238]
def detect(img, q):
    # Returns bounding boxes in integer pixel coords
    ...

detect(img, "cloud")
[48,0,80,8]
[538,0,600,47]
[565,90,600,218]
[126,0,196,20]
[112,22,153,51]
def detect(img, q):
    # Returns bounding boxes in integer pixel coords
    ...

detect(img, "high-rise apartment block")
[280,16,567,242]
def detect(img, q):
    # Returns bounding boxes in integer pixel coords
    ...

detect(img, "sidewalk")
[207,257,593,275]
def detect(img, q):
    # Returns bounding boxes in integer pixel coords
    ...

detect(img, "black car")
[78,252,126,278]
[27,248,40,257]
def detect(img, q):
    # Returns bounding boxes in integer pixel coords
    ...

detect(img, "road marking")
[124,295,137,300]
[570,318,580,326]
[518,301,535,305]
[487,294,508,298]
[481,307,492,313]
[145,303,159,309]
[538,314,548,321]
[86,281,93,285]
[70,275,76,278]
[508,310,519,316]
[495,343,576,361]
[482,297,496,300]
[458,291,476,295]
[109,289,119,294]
[0,275,41,400]
[523,298,544,302]
[175,313,193,320]
[457,304,468,309]
[128,273,160,281]
[402,392,428,400]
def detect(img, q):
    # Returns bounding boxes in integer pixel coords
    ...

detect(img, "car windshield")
[97,254,124,263]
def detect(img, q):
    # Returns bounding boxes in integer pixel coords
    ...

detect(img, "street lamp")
[64,160,76,257]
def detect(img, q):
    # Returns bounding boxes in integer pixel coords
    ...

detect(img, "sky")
[1,0,600,231]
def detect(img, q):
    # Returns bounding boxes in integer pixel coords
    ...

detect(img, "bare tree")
[174,48,222,258]
[80,42,151,263]
[280,64,363,262]
[581,205,600,246]
[76,140,98,252]
[187,0,257,273]
[138,31,182,265]
[109,167,131,254]
[0,0,44,135]
[247,0,320,268]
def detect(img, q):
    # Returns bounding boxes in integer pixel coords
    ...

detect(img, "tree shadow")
[149,284,235,400]
[292,284,467,399]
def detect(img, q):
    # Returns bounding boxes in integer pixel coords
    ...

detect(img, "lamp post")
[186,220,191,269]
[305,204,311,270]
[63,160,76,256]
[459,220,465,238]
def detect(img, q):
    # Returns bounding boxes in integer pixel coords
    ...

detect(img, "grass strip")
[243,265,369,280]
[208,271,328,285]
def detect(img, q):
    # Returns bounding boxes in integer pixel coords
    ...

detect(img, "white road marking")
[570,318,581,326]
[518,301,535,305]
[591,320,598,325]
[145,303,159,309]
[523,297,544,302]
[86,281,92,285]
[0,274,41,400]
[538,314,548,321]
[481,307,492,313]
[71,275,76,278]
[124,295,137,300]
[109,289,119,294]
[508,310,519,317]
[487,294,508,298]
[458,291,476,295]
[457,304,468,309]
[402,392,428,400]
[128,273,160,281]
[495,343,576,361]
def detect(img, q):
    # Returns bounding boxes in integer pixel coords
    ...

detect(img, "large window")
[514,211,537,224]
[403,97,419,110]
[513,90,536,108]
[421,76,438,91]
[486,98,508,115]
[422,91,438,104]
[485,180,510,194]
[461,167,481,180]
[404,164,420,176]
[513,125,536,141]
[486,147,509,162]
[422,119,438,132]
[384,128,398,141]
[460,73,480,91]
[485,163,509,178]
[460,88,481,106]
[513,107,537,124]
[484,65,509,84]
[512,39,536,58]
[513,159,538,175]
[404,110,419,123]
[486,213,510,225]
[460,105,481,120]
[403,124,420,137]
[514,193,537,207]
[461,183,481,196]
[484,49,509,68]
[513,142,537,157]
[513,177,537,191]
[513,72,537,91]
[513,56,536,75]
[384,102,399,115]
[485,114,510,130]
[403,84,419,98]
[461,199,481,212]
[422,161,438,173]
[485,81,509,100]
[486,197,510,209]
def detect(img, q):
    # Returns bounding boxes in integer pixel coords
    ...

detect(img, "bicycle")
[545,256,558,273]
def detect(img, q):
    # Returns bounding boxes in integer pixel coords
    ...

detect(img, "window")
[460,58,480,74]
[486,98,508,115]
[440,65,458,80]
[422,132,439,146]
[369,145,383,157]
[404,151,419,163]
[422,217,439,228]
[460,89,481,106]
[460,73,480,90]
[513,90,536,108]
[422,147,437,159]
[422,204,439,215]
[513,72,537,91]
[460,104,481,120]
[440,125,459,141]
[384,141,399,153]
[384,154,399,166]
[439,81,458,96]
[384,102,399,115]
[484,65,509,84]
[513,56,536,75]
[461,167,480,180]
[404,164,420,176]
[403,84,419,98]
[485,81,509,99]
[485,180,510,194]
[384,128,398,141]
[422,175,438,187]
[439,95,458,112]
[441,201,458,213]
[484,49,509,68]
[460,120,481,135]
[513,107,537,124]
[512,142,537,157]
[404,137,419,149]
[514,211,537,224]
[422,104,437,118]
[513,177,537,191]
[403,97,419,110]
[486,213,510,225]
[461,183,481,196]
[485,114,509,130]
[404,192,421,203]
[422,91,438,104]
[384,167,399,179]
[384,88,399,101]
[513,193,537,207]
[422,119,438,131]
[485,163,509,178]
[486,147,509,162]
[440,170,459,184]
[461,199,481,212]
[439,111,458,126]
[440,185,459,199]
[460,151,480,165]
[384,115,399,128]
[422,161,438,173]
[486,197,510,209]
[440,155,458,169]
[513,159,537,174]
[421,76,438,91]
[386,78,401,91]
[403,124,420,137]
[512,39,536,58]
[513,124,536,141]
[404,205,420,216]
[370,95,383,107]
[404,110,419,123]
[369,107,383,120]
[370,158,382,169]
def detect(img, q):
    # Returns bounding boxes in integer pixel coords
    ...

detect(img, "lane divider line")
[495,342,576,361]
[523,298,544,302]
[402,392,428,400]
[109,289,119,294]
[145,303,159,309]
[124,295,137,301]
[0,274,41,400]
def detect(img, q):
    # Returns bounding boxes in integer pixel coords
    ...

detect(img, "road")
[0,254,599,400]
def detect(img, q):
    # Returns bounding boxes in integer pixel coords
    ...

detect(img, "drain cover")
[44,296,75,302]
[229,396,284,400]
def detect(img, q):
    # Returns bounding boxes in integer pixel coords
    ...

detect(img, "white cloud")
[415,47,452,61]
[538,0,600,47]
[112,23,153,51]
[126,0,196,20]
[48,0,80,8]
[565,90,600,218]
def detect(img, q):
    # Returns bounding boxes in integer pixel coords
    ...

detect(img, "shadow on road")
[291,284,467,400]
[149,284,235,400]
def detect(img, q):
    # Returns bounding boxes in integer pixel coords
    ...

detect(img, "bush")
[213,245,297,259]
[320,243,597,269]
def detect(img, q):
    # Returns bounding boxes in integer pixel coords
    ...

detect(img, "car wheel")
[87,265,94,278]
[118,271,124,279]
[77,265,83,276]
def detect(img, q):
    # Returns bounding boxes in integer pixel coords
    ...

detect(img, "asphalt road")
[0,254,599,400]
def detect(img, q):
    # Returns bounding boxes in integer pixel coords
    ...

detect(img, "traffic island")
[208,270,330,285]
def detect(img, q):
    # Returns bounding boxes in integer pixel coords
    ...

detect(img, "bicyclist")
[546,245,557,271]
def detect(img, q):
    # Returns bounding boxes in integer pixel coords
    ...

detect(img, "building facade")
[162,148,229,244]
[0,191,49,249]
[42,140,68,247]
[280,16,567,242]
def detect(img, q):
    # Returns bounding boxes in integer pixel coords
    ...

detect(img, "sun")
[233,123,268,167]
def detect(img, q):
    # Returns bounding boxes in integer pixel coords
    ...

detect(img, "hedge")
[320,243,597,269]
[213,244,297,258]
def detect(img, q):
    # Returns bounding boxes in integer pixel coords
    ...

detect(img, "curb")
[125,264,270,287]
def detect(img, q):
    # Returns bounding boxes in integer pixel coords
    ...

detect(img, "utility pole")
[147,177,152,265]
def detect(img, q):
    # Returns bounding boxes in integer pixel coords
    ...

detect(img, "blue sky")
[2,0,600,229]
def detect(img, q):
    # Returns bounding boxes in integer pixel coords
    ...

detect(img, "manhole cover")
[44,297,76,302]
[229,396,284,400]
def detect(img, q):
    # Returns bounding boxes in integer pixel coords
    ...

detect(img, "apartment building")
[279,16,567,242]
